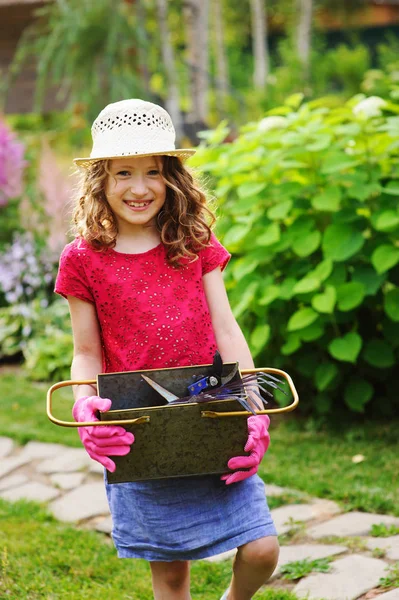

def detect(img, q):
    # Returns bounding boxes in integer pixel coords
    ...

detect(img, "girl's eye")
[117,170,130,176]
[148,169,160,176]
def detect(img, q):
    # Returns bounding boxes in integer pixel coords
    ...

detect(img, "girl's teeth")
[127,201,150,207]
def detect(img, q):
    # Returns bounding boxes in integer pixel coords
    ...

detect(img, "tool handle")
[201,367,299,418]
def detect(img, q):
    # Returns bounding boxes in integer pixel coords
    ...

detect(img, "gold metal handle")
[47,367,298,427]
[201,367,299,418]
[46,379,150,428]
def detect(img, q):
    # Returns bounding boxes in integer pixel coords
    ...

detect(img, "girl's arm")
[203,267,255,370]
[67,296,103,399]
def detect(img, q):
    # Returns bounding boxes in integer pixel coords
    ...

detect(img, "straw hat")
[74,99,196,167]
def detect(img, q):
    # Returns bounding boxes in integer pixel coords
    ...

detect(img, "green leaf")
[311,186,341,212]
[336,282,365,311]
[315,362,339,391]
[232,257,259,280]
[373,210,399,232]
[287,307,319,332]
[384,288,399,322]
[267,200,293,220]
[279,278,297,300]
[250,324,271,357]
[294,277,320,294]
[321,153,361,174]
[344,377,373,412]
[312,286,337,314]
[363,339,395,368]
[232,281,259,319]
[322,224,364,262]
[328,332,362,363]
[381,181,399,196]
[311,259,333,282]
[281,333,301,355]
[348,182,381,202]
[223,224,251,247]
[256,223,280,246]
[305,134,332,152]
[299,321,324,342]
[292,230,321,257]
[258,285,280,306]
[237,181,267,199]
[352,266,385,296]
[371,244,399,274]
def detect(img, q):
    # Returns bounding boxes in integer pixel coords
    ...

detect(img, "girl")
[55,99,278,600]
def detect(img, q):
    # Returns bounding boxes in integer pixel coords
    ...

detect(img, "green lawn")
[0,501,300,599]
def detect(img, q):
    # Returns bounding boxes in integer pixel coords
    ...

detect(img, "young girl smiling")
[55,99,278,600]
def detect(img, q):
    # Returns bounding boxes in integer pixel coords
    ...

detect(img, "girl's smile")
[106,156,166,232]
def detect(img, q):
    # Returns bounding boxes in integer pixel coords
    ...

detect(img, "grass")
[2,368,398,515]
[280,557,331,581]
[0,499,301,600]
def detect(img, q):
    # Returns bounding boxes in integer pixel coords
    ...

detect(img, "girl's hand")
[72,396,134,472]
[221,415,270,485]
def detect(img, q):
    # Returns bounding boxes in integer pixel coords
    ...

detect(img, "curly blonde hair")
[72,156,216,265]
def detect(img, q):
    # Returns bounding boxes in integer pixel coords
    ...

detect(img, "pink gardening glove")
[221,415,270,485]
[73,396,134,473]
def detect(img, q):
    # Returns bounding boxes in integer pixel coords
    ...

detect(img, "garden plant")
[191,92,399,419]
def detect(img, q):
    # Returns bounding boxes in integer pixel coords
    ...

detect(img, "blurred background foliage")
[1,0,399,421]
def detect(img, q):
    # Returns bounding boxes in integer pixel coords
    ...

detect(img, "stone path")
[1,436,399,600]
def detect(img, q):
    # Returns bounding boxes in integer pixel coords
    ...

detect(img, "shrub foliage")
[191,94,399,417]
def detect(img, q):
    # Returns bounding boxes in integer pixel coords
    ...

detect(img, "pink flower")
[0,119,26,206]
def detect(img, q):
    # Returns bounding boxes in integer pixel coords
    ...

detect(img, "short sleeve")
[54,241,94,303]
[201,232,231,275]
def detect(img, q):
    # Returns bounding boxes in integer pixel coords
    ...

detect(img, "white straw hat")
[74,99,195,167]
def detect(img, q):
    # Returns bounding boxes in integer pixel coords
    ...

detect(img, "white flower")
[353,96,386,118]
[258,116,288,133]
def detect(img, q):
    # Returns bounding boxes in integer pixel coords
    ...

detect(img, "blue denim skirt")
[105,473,277,561]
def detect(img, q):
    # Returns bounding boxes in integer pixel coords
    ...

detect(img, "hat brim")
[74,149,196,168]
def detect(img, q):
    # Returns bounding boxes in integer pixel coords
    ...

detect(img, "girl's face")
[105,156,166,233]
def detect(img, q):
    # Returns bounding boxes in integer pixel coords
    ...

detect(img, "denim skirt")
[105,473,277,561]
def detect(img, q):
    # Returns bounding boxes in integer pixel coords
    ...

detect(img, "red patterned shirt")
[55,234,230,373]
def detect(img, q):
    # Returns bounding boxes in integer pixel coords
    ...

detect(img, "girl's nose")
[130,176,147,196]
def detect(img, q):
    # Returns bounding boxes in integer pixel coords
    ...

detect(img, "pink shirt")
[55,234,230,373]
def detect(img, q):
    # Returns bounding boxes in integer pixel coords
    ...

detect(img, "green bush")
[0,298,73,381]
[191,93,399,418]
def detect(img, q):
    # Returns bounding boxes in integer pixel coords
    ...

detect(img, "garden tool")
[141,369,287,416]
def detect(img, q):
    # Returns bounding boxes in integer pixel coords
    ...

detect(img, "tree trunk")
[212,0,229,117]
[296,0,313,80]
[250,0,269,90]
[156,0,184,143]
[183,0,210,133]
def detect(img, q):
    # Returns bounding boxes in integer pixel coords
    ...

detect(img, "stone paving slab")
[37,447,93,474]
[271,503,339,535]
[18,441,67,461]
[95,516,113,534]
[293,554,389,600]
[273,543,347,577]
[0,436,14,457]
[0,473,28,491]
[0,455,34,479]
[308,512,399,539]
[50,473,85,490]
[49,482,109,522]
[376,589,399,599]
[0,481,60,503]
[366,536,399,560]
